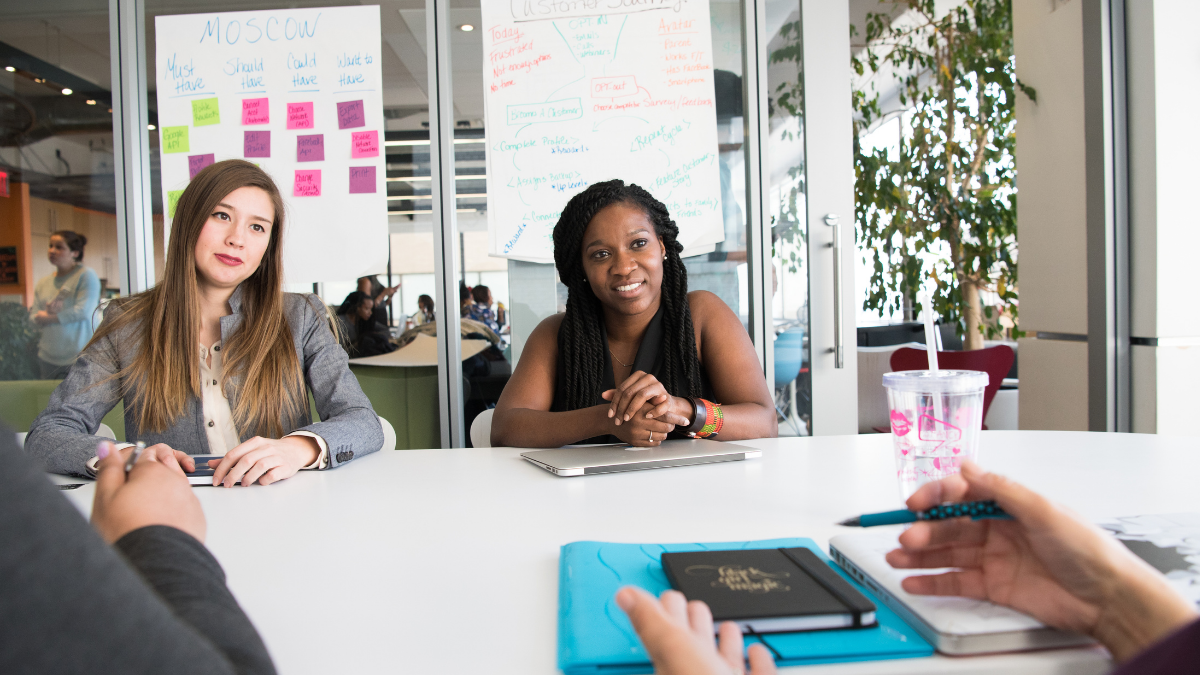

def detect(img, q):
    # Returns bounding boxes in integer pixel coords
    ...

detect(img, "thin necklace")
[608,346,634,368]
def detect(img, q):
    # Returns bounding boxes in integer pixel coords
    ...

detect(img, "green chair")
[1,367,441,451]
[348,365,440,450]
[0,380,126,440]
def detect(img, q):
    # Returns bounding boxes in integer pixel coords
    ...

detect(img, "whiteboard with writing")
[154,6,388,284]
[482,0,723,263]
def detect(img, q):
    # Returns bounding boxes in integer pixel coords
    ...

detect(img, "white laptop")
[520,438,760,477]
[829,532,1094,655]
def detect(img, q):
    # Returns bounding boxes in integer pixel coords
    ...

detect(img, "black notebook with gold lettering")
[661,547,878,634]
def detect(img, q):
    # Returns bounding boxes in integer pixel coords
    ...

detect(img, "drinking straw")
[921,292,939,372]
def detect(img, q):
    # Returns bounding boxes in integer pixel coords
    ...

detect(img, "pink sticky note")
[188,153,215,179]
[349,166,376,194]
[242,97,269,125]
[350,130,379,159]
[287,102,314,129]
[294,169,321,197]
[296,134,324,162]
[244,131,270,158]
[336,100,365,129]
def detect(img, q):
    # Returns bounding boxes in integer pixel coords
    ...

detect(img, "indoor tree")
[853,0,1032,349]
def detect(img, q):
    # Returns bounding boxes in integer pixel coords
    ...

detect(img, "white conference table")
[59,431,1200,674]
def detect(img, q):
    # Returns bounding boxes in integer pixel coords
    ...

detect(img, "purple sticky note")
[351,130,379,159]
[188,153,215,179]
[242,97,269,125]
[336,100,365,129]
[349,166,376,194]
[287,102,314,129]
[296,134,324,162]
[294,169,321,197]
[244,130,270,158]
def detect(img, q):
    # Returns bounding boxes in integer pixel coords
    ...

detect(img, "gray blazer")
[26,287,383,477]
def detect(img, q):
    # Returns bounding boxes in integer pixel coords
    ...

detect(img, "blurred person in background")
[466,285,500,334]
[411,294,435,326]
[30,230,101,379]
[337,291,396,358]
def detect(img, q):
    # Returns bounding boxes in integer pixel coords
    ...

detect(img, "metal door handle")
[825,213,843,368]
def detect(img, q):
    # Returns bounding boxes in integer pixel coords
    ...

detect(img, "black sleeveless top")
[550,304,715,444]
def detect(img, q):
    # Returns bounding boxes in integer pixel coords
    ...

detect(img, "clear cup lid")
[883,369,988,393]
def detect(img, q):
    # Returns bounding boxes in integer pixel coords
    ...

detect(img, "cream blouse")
[108,341,328,469]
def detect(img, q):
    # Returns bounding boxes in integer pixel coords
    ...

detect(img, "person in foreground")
[0,429,275,674]
[615,586,777,675]
[888,460,1198,670]
[26,160,382,485]
[491,180,776,447]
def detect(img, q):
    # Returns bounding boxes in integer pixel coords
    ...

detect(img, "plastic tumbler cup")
[882,370,989,501]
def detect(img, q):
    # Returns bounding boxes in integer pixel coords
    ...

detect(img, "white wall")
[1012,0,1090,430]
[1013,0,1088,336]
[1126,0,1200,434]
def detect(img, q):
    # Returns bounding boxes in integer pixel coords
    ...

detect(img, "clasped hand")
[602,371,691,447]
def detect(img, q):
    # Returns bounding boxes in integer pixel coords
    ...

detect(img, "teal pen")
[838,500,1012,527]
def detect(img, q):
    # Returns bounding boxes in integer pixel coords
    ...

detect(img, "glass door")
[445,0,759,445]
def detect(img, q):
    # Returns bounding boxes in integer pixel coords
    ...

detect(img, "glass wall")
[0,1,121,385]
[766,0,810,435]
[449,0,760,443]
[144,0,432,333]
[2,0,821,445]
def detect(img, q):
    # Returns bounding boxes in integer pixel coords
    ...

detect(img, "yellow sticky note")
[161,126,190,154]
[192,97,221,126]
[167,190,185,218]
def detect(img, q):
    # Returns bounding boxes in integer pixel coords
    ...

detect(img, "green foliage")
[768,18,806,274]
[0,302,40,380]
[853,0,1031,343]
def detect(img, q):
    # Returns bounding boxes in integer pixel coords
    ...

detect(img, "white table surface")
[56,431,1200,674]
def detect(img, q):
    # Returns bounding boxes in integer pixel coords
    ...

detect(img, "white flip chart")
[154,6,388,283]
[481,0,724,263]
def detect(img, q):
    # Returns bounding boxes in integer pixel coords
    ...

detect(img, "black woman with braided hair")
[491,180,776,448]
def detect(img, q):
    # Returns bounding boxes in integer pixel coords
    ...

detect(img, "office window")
[0,1,121,383]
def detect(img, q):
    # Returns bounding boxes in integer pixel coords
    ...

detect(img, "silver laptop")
[520,438,761,476]
[829,533,1093,655]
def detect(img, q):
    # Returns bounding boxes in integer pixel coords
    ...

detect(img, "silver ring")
[648,430,654,442]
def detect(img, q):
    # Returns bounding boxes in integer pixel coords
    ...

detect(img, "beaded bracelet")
[686,397,723,438]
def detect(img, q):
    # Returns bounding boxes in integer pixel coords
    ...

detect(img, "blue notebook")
[558,538,933,674]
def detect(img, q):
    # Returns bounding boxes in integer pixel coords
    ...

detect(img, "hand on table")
[208,435,319,487]
[616,587,776,675]
[885,460,1197,662]
[107,443,195,472]
[91,440,206,544]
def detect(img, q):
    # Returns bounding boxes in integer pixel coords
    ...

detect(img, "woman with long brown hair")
[27,159,382,485]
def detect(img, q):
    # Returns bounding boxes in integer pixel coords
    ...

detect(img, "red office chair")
[887,345,1015,431]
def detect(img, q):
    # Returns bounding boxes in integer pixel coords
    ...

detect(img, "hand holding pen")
[839,500,1011,527]
[877,460,1196,663]
[91,440,206,545]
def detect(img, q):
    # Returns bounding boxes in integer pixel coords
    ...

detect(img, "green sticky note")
[161,126,190,154]
[167,190,185,218]
[192,97,221,126]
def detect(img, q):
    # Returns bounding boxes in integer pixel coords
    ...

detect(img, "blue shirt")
[466,302,500,333]
[31,265,100,366]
